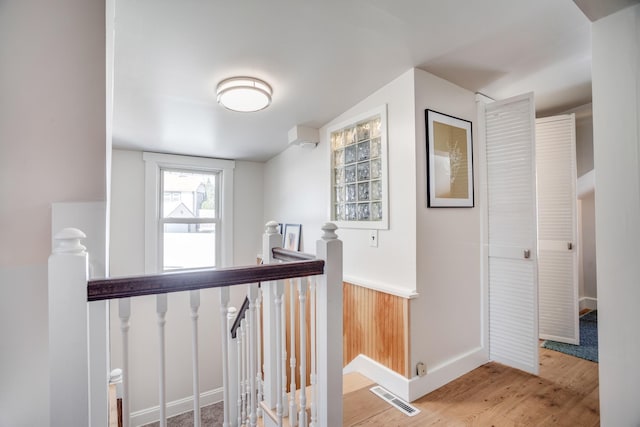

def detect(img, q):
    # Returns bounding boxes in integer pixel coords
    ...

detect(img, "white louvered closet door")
[536,115,579,345]
[485,93,539,375]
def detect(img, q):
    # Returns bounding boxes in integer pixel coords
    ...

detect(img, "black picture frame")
[283,223,301,251]
[426,109,474,207]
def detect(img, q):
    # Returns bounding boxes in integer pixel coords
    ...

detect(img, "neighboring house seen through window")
[161,169,219,270]
[144,152,235,273]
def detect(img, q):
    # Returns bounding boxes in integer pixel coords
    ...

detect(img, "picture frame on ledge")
[426,109,474,207]
[283,223,301,251]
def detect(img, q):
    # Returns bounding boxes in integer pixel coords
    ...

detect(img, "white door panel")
[536,115,579,345]
[485,92,539,375]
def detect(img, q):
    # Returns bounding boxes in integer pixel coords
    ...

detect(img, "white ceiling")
[112,0,593,162]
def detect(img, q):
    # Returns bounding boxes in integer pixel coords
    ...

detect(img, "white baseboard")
[344,355,411,401]
[408,347,488,402]
[131,387,223,427]
[580,297,598,311]
[344,347,488,403]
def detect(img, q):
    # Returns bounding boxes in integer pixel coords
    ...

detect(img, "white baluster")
[190,290,201,427]
[274,281,285,426]
[241,318,247,425]
[256,288,264,419]
[119,298,131,427]
[236,314,243,427]
[282,279,289,421]
[316,223,343,427]
[248,285,259,427]
[309,279,317,427]
[220,287,231,427]
[289,279,298,427]
[226,307,238,426]
[88,298,109,427]
[298,279,309,427]
[157,294,168,427]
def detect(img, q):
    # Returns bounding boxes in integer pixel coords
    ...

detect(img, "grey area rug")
[542,310,598,362]
[141,401,224,427]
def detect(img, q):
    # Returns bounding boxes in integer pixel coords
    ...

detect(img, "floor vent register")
[369,386,420,417]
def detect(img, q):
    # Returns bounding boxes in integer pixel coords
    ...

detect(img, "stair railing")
[48,221,342,427]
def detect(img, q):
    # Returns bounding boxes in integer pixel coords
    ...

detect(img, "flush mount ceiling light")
[216,76,272,112]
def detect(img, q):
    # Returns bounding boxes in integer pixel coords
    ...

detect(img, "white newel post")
[261,221,283,409]
[49,228,107,427]
[315,223,343,427]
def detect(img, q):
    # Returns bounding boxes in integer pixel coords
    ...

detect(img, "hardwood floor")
[344,348,599,426]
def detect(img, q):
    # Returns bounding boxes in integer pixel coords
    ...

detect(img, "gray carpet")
[141,401,224,427]
[541,310,598,362]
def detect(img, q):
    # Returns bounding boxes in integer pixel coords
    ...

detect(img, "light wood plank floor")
[344,348,599,426]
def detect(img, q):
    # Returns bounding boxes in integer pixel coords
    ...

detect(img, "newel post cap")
[265,220,279,235]
[109,369,123,384]
[53,228,87,254]
[321,222,338,240]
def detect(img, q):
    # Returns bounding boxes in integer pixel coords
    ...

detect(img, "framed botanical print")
[426,109,474,207]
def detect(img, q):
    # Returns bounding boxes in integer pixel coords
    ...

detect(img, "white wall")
[578,193,597,306]
[109,149,264,418]
[592,4,640,425]
[411,69,485,397]
[265,68,485,400]
[263,138,328,252]
[0,1,106,425]
[574,105,594,177]
[264,69,418,294]
[571,105,598,307]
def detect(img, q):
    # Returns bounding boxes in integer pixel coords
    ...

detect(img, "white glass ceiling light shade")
[216,77,272,112]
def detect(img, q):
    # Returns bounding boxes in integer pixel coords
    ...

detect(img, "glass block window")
[329,105,388,229]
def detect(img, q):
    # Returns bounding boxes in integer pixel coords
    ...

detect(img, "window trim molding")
[143,152,235,273]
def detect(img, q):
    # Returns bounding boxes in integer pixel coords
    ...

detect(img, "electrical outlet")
[369,230,378,247]
[416,362,427,377]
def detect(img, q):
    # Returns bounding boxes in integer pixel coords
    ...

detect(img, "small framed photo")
[426,109,474,207]
[283,224,301,251]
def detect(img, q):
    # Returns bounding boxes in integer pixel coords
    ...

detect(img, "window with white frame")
[329,104,389,229]
[143,152,235,273]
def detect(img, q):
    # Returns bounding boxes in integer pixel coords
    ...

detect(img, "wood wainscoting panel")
[343,282,410,378]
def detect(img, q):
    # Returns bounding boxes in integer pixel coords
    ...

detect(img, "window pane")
[357,182,370,201]
[345,145,357,164]
[357,141,370,161]
[162,170,218,219]
[357,161,370,181]
[357,203,370,220]
[163,222,216,270]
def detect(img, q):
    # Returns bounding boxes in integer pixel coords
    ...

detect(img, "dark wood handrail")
[87,259,324,301]
[230,296,250,339]
[272,247,316,262]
